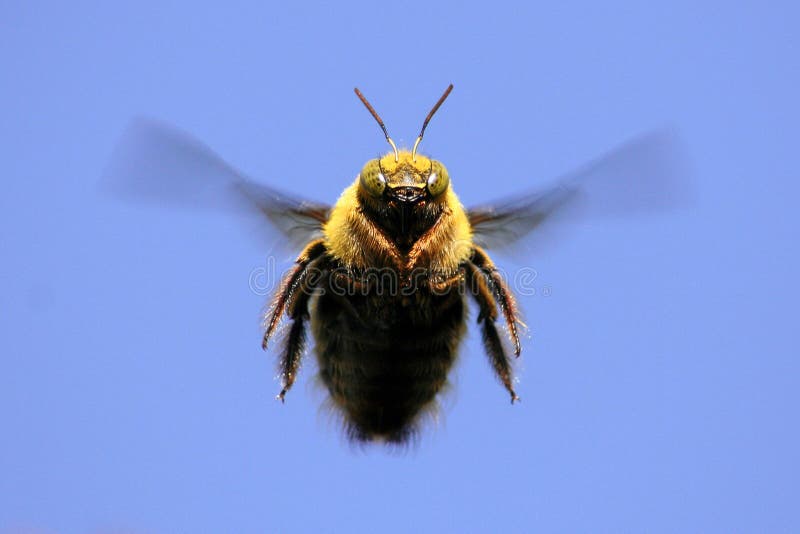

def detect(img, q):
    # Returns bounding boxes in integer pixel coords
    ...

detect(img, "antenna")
[412,84,454,161]
[354,88,399,162]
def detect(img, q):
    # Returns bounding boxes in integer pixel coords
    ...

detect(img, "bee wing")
[467,129,691,253]
[231,180,330,251]
[103,117,330,251]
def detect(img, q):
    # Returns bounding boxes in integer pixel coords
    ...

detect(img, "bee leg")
[471,246,523,357]
[464,261,520,404]
[276,316,307,403]
[262,239,326,349]
[262,239,327,402]
[428,271,466,295]
[274,255,328,402]
[481,319,521,404]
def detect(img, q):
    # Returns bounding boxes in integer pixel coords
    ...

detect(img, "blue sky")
[1,1,798,532]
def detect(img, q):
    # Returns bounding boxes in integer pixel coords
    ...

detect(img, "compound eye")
[426,161,450,197]
[359,159,386,197]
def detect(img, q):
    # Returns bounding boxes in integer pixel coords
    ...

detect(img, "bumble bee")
[261,86,524,443]
[108,85,687,444]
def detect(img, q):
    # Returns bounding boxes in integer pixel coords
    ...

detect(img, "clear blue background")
[2,1,798,532]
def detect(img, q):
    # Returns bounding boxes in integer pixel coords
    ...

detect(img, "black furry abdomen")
[311,286,466,443]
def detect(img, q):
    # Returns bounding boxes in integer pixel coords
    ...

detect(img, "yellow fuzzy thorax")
[323,155,474,273]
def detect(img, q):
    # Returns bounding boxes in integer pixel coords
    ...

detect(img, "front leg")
[263,239,326,349]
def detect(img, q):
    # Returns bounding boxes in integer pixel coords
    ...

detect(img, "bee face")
[359,151,451,204]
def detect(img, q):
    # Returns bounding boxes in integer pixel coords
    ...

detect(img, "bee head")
[354,85,453,205]
[359,152,450,204]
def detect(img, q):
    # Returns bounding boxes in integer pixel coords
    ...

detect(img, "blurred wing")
[468,183,579,251]
[232,180,330,250]
[468,129,691,252]
[103,117,331,251]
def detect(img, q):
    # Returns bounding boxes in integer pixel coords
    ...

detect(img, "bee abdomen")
[312,292,466,443]
[321,342,456,443]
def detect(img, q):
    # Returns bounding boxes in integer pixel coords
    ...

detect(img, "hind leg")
[464,261,520,403]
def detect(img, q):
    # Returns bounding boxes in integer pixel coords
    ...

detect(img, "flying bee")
[261,85,525,443]
[107,85,688,444]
